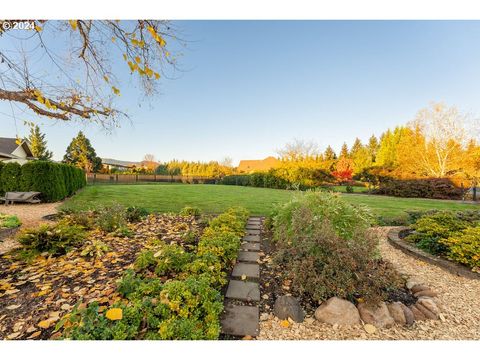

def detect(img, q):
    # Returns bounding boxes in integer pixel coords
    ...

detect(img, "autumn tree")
[63,131,102,172]
[367,135,379,162]
[404,102,473,178]
[142,153,158,172]
[339,142,349,158]
[323,146,337,161]
[27,124,53,160]
[0,20,182,128]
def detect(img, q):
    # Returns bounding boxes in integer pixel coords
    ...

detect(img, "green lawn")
[61,183,478,217]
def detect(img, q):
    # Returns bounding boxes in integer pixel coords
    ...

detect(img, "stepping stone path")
[221,217,262,338]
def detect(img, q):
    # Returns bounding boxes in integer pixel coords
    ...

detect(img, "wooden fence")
[86,173,218,184]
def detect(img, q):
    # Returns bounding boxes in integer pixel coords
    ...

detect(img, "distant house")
[0,137,35,164]
[101,158,138,172]
[237,156,281,173]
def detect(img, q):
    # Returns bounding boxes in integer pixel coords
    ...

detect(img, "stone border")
[387,227,480,280]
[0,226,19,241]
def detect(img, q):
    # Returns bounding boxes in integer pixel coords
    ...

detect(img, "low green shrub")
[95,204,127,233]
[440,227,480,270]
[0,214,21,229]
[17,221,86,255]
[372,178,465,200]
[80,239,110,258]
[272,191,402,304]
[125,206,149,223]
[406,212,470,255]
[179,206,201,217]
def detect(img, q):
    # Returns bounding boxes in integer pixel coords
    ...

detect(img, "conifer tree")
[63,131,102,172]
[28,125,53,160]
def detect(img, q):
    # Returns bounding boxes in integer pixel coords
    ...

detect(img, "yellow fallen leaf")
[241,274,247,281]
[37,319,53,329]
[105,308,123,321]
[6,304,21,310]
[280,319,290,328]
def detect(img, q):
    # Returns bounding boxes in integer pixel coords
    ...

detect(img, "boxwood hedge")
[0,161,86,202]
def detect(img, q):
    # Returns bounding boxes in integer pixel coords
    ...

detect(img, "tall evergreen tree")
[350,138,363,157]
[368,135,379,162]
[27,125,53,160]
[339,142,349,158]
[324,145,337,161]
[63,131,102,172]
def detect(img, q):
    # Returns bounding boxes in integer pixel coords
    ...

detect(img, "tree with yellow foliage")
[0,20,182,128]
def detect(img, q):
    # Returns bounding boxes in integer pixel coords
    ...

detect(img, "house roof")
[0,137,34,159]
[101,158,138,168]
[237,156,281,173]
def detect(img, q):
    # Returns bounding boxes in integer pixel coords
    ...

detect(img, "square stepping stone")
[249,217,262,221]
[246,229,260,235]
[243,235,260,243]
[226,280,260,301]
[221,304,259,337]
[237,251,260,262]
[241,242,260,251]
[232,263,259,279]
[246,225,261,230]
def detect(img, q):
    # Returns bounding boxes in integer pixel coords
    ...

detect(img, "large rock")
[409,305,427,321]
[415,302,438,320]
[357,302,395,328]
[414,290,438,298]
[411,284,430,294]
[314,297,361,326]
[398,302,415,326]
[387,302,406,325]
[416,297,440,315]
[274,295,304,323]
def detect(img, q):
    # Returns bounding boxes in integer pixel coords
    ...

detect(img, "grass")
[0,214,21,229]
[61,183,479,217]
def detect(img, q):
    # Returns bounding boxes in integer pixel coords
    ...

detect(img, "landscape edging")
[387,227,480,280]
[0,227,19,241]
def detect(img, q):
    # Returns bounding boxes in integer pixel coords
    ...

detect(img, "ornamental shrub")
[372,178,464,200]
[0,162,4,194]
[17,221,86,255]
[440,227,480,270]
[272,191,402,304]
[179,206,201,217]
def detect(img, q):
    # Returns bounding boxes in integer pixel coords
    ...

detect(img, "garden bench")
[1,192,41,205]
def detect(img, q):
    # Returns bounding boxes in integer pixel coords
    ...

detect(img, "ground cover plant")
[0,214,21,229]
[0,205,220,340]
[60,183,478,218]
[269,191,404,305]
[405,210,480,270]
[57,207,249,340]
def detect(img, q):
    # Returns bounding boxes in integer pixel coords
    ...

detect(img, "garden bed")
[0,206,249,340]
[388,227,480,280]
[0,214,21,242]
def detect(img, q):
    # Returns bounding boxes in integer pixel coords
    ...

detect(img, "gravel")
[0,203,59,254]
[257,227,480,340]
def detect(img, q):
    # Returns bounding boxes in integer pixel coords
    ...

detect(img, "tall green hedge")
[0,161,86,202]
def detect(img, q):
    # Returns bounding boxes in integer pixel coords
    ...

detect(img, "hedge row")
[0,161,86,202]
[371,178,465,200]
[220,172,312,190]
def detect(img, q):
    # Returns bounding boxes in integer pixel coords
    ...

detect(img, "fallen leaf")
[37,319,54,329]
[6,304,21,310]
[7,332,20,340]
[105,308,123,321]
[280,319,290,328]
[27,331,41,339]
[241,274,247,280]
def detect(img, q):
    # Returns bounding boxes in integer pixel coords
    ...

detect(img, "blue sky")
[2,20,480,165]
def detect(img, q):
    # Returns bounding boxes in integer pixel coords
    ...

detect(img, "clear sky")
[2,20,480,165]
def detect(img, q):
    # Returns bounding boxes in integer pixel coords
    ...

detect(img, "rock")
[357,302,395,328]
[409,305,427,321]
[416,297,440,315]
[387,302,406,325]
[411,284,430,294]
[398,303,415,326]
[406,278,423,290]
[274,295,305,323]
[364,324,377,334]
[314,297,361,326]
[414,290,438,298]
[415,302,438,320]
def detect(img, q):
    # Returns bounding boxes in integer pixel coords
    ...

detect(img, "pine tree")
[350,138,363,157]
[63,131,102,172]
[28,125,53,160]
[324,145,337,161]
[340,142,349,158]
[368,135,379,162]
